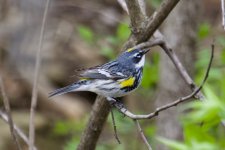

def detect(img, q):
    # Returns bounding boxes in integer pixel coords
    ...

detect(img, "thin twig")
[0,75,21,150]
[110,109,121,144]
[134,120,152,150]
[221,0,225,30]
[112,47,213,120]
[117,0,129,14]
[0,110,37,150]
[29,0,50,149]
[133,39,205,100]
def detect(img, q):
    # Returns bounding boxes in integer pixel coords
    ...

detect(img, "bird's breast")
[120,68,143,93]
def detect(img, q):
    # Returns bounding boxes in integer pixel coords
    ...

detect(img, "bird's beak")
[142,48,151,54]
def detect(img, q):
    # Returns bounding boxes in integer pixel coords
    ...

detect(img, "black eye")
[136,53,142,58]
[133,53,142,63]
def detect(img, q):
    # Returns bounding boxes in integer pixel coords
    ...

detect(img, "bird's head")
[117,48,150,68]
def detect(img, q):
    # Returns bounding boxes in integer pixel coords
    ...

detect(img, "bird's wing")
[78,61,129,80]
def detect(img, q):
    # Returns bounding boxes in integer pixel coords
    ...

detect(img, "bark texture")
[77,96,110,150]
[155,1,200,150]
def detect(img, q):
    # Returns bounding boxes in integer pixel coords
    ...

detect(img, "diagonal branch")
[111,109,121,144]
[113,47,213,120]
[125,0,146,31]
[133,39,204,100]
[0,75,21,150]
[123,0,180,48]
[137,0,180,44]
[134,120,152,150]
[0,110,37,150]
[77,96,111,150]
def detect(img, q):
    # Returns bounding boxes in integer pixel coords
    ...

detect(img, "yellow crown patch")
[126,48,134,52]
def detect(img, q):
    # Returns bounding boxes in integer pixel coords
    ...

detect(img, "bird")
[49,47,150,102]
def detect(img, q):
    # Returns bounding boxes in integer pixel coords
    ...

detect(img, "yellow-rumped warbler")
[49,48,150,100]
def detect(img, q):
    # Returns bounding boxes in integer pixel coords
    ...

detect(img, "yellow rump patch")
[126,48,134,52]
[120,77,135,88]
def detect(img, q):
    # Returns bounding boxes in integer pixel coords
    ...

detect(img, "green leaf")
[99,47,116,60]
[77,25,94,44]
[64,137,79,150]
[116,23,130,42]
[197,23,211,39]
[183,124,215,143]
[157,137,188,150]
[189,140,218,150]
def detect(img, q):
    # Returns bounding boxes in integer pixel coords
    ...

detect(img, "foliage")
[158,35,225,149]
[158,85,225,150]
[77,25,95,44]
[197,23,211,39]
[52,118,87,150]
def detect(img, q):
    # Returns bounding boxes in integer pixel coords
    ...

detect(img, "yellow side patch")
[80,78,89,81]
[120,77,135,88]
[126,48,134,52]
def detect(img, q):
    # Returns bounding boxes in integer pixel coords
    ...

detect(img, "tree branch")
[0,110,37,150]
[112,47,213,120]
[133,39,205,100]
[29,0,50,149]
[137,0,180,44]
[125,0,146,32]
[111,109,121,144]
[123,0,180,48]
[134,120,152,150]
[77,96,111,150]
[0,75,21,150]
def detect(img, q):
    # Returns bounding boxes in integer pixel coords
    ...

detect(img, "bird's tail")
[49,80,87,97]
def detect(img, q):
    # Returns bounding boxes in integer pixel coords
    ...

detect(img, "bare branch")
[0,110,37,150]
[117,0,129,14]
[77,96,111,150]
[134,120,152,150]
[125,0,146,30]
[112,47,213,120]
[110,109,121,144]
[123,0,180,48]
[0,75,21,150]
[221,0,225,30]
[137,0,180,43]
[133,39,204,100]
[29,0,50,149]
[138,0,147,16]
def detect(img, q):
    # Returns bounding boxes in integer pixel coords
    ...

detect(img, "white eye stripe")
[135,55,145,68]
[134,53,142,58]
